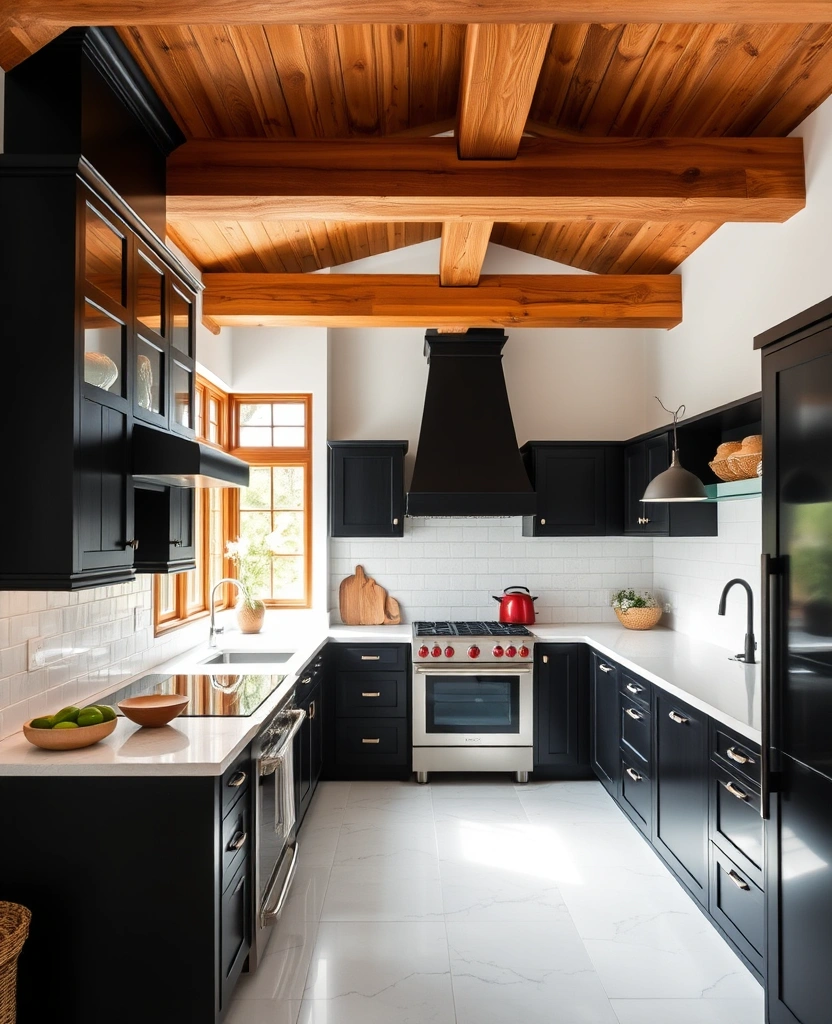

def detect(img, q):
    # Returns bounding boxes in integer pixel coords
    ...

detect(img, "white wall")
[644,92,832,429]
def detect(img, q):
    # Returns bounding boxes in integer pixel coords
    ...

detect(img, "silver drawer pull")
[625,767,643,782]
[626,682,642,694]
[727,869,750,891]
[727,746,753,765]
[361,655,381,661]
[542,655,549,663]
[227,830,248,851]
[227,770,247,788]
[668,710,688,725]
[599,664,613,674]
[724,780,749,801]
[361,691,381,697]
[625,707,643,721]
[362,738,380,744]
[300,676,312,686]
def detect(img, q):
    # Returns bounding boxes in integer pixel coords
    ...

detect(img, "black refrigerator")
[757,299,832,1024]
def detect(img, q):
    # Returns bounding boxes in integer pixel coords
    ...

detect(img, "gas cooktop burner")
[414,621,534,638]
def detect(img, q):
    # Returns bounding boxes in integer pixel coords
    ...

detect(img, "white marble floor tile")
[431,796,529,825]
[428,778,526,799]
[234,935,318,1002]
[321,868,445,921]
[518,780,625,824]
[447,920,619,1024]
[295,824,342,867]
[225,997,302,1024]
[300,921,456,1024]
[342,794,435,828]
[333,823,440,878]
[611,997,764,1024]
[309,781,351,810]
[440,859,569,922]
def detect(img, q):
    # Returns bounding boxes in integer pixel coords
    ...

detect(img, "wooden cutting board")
[339,565,401,625]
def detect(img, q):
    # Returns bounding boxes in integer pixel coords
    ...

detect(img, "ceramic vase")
[237,599,265,634]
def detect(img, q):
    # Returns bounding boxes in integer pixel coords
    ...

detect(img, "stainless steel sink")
[201,651,294,665]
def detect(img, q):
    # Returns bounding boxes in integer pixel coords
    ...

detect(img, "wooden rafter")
[167,136,805,223]
[202,273,683,328]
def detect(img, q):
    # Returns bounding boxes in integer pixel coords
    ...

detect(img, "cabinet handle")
[540,518,546,525]
[171,539,182,547]
[626,682,642,695]
[393,518,399,525]
[232,875,246,896]
[625,767,643,782]
[361,655,381,661]
[638,516,651,525]
[599,664,613,674]
[227,830,248,852]
[309,700,316,720]
[625,707,643,721]
[126,539,140,550]
[361,691,381,698]
[227,770,247,789]
[542,655,549,664]
[727,746,753,766]
[300,676,312,686]
[724,780,749,801]
[668,710,688,725]
[727,869,750,891]
[361,738,380,744]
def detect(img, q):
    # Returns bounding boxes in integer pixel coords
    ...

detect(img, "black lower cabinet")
[534,644,591,776]
[709,843,765,979]
[1,757,252,1024]
[620,753,652,837]
[590,652,620,796]
[653,692,709,904]
[294,652,326,829]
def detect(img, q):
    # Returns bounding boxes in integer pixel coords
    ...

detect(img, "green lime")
[90,704,116,723]
[52,706,80,725]
[77,708,104,727]
[30,716,55,730]
[53,721,79,730]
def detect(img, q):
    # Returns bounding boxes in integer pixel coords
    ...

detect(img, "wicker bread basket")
[726,452,762,481]
[0,902,31,1024]
[709,458,739,481]
[615,606,662,630]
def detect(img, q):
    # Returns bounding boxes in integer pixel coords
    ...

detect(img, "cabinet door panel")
[535,645,584,767]
[590,653,619,795]
[329,445,405,537]
[79,399,132,571]
[642,435,670,535]
[624,442,647,534]
[220,858,251,1010]
[535,448,605,536]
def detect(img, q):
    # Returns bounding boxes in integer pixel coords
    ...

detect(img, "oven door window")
[425,675,519,734]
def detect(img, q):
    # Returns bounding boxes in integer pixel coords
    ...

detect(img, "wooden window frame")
[229,394,313,610]
[153,376,234,635]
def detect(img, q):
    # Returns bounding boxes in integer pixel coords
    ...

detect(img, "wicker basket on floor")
[0,903,31,1024]
[615,606,662,630]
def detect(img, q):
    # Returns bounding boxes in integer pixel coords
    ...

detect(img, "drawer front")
[620,670,650,706]
[335,719,408,765]
[222,793,251,879]
[220,856,251,1010]
[711,764,764,886]
[620,755,652,835]
[333,644,407,672]
[712,723,760,787]
[709,844,764,976]
[336,672,407,717]
[221,746,251,816]
[620,696,651,764]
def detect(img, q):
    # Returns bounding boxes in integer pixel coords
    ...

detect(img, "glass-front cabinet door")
[133,245,167,426]
[168,283,195,435]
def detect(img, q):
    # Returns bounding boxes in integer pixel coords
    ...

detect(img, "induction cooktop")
[95,672,286,718]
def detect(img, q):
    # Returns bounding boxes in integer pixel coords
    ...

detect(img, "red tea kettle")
[492,586,538,624]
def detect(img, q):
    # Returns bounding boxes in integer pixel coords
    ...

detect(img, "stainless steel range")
[411,621,536,783]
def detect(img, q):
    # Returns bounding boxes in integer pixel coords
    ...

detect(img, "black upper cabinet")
[534,644,590,773]
[625,433,717,537]
[521,443,623,537]
[590,652,620,797]
[133,486,196,574]
[329,442,408,538]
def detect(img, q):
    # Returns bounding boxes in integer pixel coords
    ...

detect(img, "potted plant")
[611,589,662,630]
[225,536,272,634]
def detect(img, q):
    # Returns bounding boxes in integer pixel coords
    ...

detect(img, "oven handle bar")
[259,708,306,775]
[261,840,300,926]
[414,666,532,675]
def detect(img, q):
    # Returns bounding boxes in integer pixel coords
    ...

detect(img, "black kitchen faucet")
[717,578,757,664]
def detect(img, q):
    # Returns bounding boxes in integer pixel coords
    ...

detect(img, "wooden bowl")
[23,717,117,751]
[118,694,189,728]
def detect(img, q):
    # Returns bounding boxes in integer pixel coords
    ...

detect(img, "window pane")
[239,403,271,426]
[267,511,303,554]
[85,204,124,306]
[209,488,224,600]
[272,426,305,447]
[194,388,203,438]
[272,403,305,426]
[137,337,163,414]
[84,302,123,396]
[239,426,272,447]
[173,361,192,429]
[208,397,220,444]
[157,574,176,616]
[240,467,271,510]
[136,253,164,334]
[273,466,304,510]
[239,512,273,599]
[186,490,205,610]
[171,287,192,355]
[273,556,304,600]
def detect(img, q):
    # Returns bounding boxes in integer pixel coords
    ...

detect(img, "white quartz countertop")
[0,621,760,777]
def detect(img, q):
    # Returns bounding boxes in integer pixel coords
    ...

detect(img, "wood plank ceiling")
[118,21,832,277]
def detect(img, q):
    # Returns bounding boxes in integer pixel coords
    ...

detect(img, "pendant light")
[641,398,708,503]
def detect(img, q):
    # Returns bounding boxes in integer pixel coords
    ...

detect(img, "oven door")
[413,666,532,747]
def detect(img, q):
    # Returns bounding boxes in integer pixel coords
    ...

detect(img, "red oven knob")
[444,646,455,658]
[493,645,504,657]
[417,645,429,659]
[468,645,481,659]
[518,645,530,658]
[505,645,517,658]
[431,646,442,658]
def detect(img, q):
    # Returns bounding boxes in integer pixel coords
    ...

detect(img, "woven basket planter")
[0,903,31,1024]
[615,606,662,630]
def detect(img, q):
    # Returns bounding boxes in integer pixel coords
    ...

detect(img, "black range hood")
[406,329,536,517]
[132,424,250,489]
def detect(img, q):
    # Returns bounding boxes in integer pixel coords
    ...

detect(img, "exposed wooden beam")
[202,273,683,329]
[439,223,494,286]
[390,118,457,139]
[167,136,805,224]
[201,315,222,336]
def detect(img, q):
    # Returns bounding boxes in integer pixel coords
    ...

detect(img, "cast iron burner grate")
[413,621,533,637]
